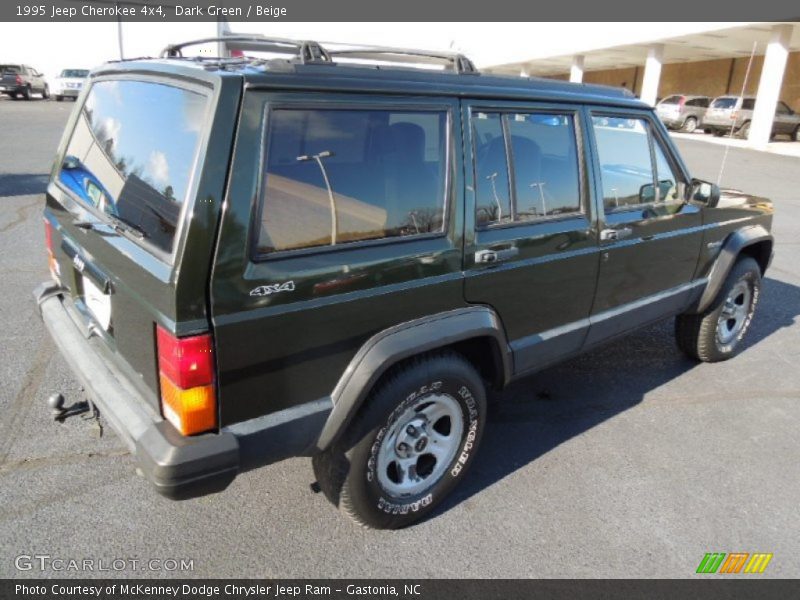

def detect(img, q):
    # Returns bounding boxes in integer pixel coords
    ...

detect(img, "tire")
[793,125,800,143]
[313,351,487,529]
[737,121,751,139]
[675,257,761,363]
[55,95,63,102]
[713,129,725,137]
[42,84,49,100]
[21,85,31,100]
[681,117,698,133]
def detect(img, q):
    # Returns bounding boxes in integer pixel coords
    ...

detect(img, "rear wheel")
[313,352,487,529]
[675,257,761,362]
[55,95,63,102]
[42,84,49,100]
[793,125,800,142]
[737,121,751,139]
[681,117,698,133]
[21,85,31,100]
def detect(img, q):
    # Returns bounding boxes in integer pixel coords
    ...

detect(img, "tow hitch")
[47,392,103,436]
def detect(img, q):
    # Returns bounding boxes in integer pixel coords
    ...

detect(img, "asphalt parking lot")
[0,99,798,579]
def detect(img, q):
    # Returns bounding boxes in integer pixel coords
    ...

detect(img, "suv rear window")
[60,69,89,78]
[58,79,208,255]
[255,108,448,255]
[0,65,21,74]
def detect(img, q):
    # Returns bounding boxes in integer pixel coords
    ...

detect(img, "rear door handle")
[475,247,519,264]
[600,227,633,241]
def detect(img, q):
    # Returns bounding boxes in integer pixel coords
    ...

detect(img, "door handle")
[600,227,632,241]
[475,247,519,264]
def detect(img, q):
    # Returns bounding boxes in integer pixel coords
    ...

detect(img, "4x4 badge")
[250,281,295,297]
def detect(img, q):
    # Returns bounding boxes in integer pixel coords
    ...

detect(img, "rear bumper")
[34,282,239,500]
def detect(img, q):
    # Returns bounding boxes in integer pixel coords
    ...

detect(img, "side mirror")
[639,183,656,204]
[62,155,80,170]
[689,178,720,208]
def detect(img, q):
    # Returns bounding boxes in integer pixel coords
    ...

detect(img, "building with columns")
[486,23,800,148]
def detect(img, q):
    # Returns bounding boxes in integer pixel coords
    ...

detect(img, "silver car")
[703,95,800,141]
[655,94,710,132]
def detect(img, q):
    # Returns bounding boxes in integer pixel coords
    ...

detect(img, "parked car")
[53,68,89,102]
[703,95,800,140]
[0,64,49,100]
[35,38,774,530]
[655,94,710,132]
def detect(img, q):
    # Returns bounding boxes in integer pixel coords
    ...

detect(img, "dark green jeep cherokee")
[35,37,773,529]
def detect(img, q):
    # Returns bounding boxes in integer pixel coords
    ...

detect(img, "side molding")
[315,306,511,450]
[695,225,773,313]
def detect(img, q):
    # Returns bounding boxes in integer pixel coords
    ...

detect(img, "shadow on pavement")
[0,173,49,197]
[434,276,800,519]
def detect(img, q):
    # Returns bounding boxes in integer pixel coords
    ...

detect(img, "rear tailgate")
[43,66,241,413]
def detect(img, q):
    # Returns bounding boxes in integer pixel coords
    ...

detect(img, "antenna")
[716,41,757,185]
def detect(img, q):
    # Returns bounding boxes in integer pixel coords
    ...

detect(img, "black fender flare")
[695,224,773,313]
[315,306,511,450]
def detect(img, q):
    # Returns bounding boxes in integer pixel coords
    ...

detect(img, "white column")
[570,55,585,83]
[640,44,664,106]
[749,24,792,148]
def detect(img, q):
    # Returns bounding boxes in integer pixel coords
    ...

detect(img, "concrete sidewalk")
[670,131,800,159]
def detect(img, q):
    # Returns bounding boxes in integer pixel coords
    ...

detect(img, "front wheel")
[42,84,49,99]
[313,352,487,529]
[675,257,761,362]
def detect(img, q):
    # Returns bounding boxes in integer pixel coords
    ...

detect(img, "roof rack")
[160,36,331,63]
[159,35,478,74]
[324,44,477,74]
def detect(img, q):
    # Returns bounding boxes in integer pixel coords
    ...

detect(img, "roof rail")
[159,35,478,74]
[324,44,477,74]
[160,36,332,64]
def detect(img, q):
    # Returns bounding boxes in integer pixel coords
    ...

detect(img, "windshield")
[58,79,209,255]
[711,98,737,110]
[60,69,89,78]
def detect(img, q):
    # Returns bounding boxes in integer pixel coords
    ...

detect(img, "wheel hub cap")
[376,393,464,498]
[717,281,752,345]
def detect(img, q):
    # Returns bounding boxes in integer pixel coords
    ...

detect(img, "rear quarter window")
[255,107,448,255]
[57,79,209,255]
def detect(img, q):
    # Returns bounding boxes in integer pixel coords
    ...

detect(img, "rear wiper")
[107,214,147,240]
[74,216,146,240]
[73,220,116,237]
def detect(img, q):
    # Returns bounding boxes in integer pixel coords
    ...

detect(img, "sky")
[0,21,740,83]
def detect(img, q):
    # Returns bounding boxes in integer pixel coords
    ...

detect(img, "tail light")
[730,111,738,120]
[679,97,686,108]
[156,325,217,436]
[43,218,60,283]
[15,75,22,85]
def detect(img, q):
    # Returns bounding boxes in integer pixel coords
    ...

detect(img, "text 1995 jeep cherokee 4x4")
[35,37,773,529]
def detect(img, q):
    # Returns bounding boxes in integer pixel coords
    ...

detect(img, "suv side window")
[508,113,581,221]
[686,98,707,108]
[591,115,684,214]
[742,99,755,110]
[473,111,581,227]
[255,108,448,255]
[592,117,654,211]
[776,101,792,115]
